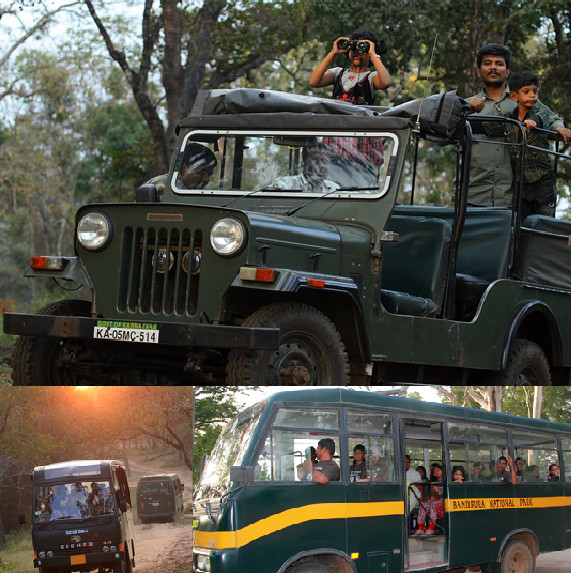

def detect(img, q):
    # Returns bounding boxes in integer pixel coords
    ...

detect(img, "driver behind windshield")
[147,142,217,192]
[272,144,339,193]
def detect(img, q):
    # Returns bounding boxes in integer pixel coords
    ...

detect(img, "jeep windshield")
[194,401,265,500]
[34,481,115,522]
[171,132,398,198]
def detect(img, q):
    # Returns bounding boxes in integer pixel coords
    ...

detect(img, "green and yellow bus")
[193,388,570,573]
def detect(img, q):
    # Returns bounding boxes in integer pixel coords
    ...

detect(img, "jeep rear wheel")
[499,339,551,386]
[226,303,349,385]
[12,299,92,385]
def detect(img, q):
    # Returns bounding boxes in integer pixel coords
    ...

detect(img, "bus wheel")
[289,564,335,573]
[500,339,551,386]
[500,539,534,573]
[11,299,92,385]
[226,303,349,385]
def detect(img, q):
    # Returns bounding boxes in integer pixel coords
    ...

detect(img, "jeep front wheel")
[226,303,349,385]
[11,299,92,385]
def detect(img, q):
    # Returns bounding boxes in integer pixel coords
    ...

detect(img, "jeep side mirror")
[119,500,128,513]
[230,466,255,483]
[135,184,159,203]
[18,513,26,525]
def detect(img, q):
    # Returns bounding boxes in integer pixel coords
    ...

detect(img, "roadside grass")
[0,529,33,573]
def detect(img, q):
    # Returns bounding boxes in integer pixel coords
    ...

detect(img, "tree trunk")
[162,0,185,156]
[532,386,543,419]
[0,509,6,550]
[464,0,484,96]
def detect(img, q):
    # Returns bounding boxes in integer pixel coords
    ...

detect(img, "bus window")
[347,410,395,482]
[562,437,571,481]
[448,421,509,482]
[511,429,558,482]
[256,407,339,482]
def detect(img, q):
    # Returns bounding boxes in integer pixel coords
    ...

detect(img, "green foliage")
[193,386,241,483]
[78,101,154,201]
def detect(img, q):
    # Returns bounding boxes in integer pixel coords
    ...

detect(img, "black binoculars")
[337,39,370,53]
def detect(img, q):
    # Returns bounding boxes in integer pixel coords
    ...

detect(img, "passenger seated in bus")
[547,464,560,482]
[311,438,340,484]
[515,457,526,482]
[415,463,444,536]
[470,462,485,481]
[296,446,317,481]
[272,145,339,193]
[368,446,389,481]
[452,466,466,483]
[525,464,541,482]
[416,466,429,501]
[350,444,368,482]
[494,455,516,484]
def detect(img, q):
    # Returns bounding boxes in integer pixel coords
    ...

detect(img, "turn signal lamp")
[30,256,64,271]
[239,267,276,283]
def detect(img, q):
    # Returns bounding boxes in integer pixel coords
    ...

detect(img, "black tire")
[500,539,534,573]
[226,303,349,385]
[11,299,92,385]
[498,338,551,386]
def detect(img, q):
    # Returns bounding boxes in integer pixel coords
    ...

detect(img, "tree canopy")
[1,0,570,305]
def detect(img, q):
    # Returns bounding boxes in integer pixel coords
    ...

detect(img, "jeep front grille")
[118,227,202,316]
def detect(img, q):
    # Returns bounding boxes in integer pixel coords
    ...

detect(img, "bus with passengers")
[193,388,571,573]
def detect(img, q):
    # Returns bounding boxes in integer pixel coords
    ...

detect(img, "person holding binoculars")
[309,28,391,105]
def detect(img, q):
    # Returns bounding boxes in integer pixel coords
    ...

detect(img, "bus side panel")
[345,483,403,573]
[448,484,517,568]
[227,483,348,572]
[515,483,565,552]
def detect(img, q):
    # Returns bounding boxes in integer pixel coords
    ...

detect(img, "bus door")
[345,408,402,573]
[402,418,448,571]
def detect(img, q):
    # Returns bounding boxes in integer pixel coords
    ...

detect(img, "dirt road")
[127,452,194,572]
[133,520,192,573]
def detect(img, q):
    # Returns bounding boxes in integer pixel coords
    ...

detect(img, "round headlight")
[210,218,246,256]
[77,212,112,251]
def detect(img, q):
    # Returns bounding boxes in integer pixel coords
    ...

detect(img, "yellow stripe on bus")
[194,496,570,551]
[446,496,570,512]
[193,500,404,550]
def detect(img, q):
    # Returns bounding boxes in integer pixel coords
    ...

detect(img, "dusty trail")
[127,454,194,572]
[133,521,193,573]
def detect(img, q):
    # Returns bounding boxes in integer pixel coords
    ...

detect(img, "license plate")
[70,555,87,565]
[152,502,160,507]
[93,321,159,344]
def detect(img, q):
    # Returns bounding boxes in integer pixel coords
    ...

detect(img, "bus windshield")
[172,133,397,197]
[34,481,115,522]
[195,402,265,500]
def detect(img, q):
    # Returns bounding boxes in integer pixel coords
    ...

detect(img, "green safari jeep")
[4,89,571,385]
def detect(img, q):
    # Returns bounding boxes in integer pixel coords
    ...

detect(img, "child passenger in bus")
[350,444,368,482]
[415,463,444,535]
[452,466,466,482]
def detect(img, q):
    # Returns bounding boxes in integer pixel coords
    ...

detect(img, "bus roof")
[33,460,125,482]
[260,388,571,433]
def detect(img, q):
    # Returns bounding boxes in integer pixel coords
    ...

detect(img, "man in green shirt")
[468,43,570,208]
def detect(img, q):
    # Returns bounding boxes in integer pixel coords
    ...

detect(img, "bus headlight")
[210,218,246,257]
[77,212,113,251]
[196,554,211,572]
[38,552,46,558]
[46,551,54,558]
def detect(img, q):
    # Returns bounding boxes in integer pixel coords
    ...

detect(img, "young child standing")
[481,71,564,218]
